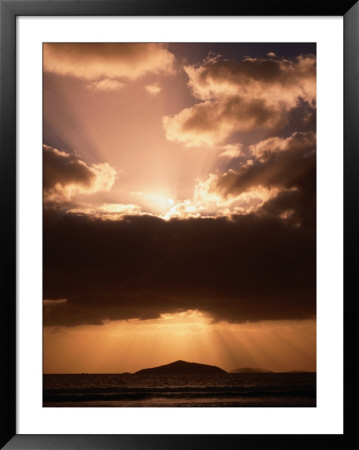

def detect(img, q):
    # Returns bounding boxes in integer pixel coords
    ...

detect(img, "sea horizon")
[44,366,316,408]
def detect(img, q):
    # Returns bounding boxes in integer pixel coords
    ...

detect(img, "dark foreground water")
[43,373,316,407]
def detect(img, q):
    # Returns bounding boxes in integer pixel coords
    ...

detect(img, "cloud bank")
[43,201,315,327]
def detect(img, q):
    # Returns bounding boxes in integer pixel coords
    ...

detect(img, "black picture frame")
[1,1,357,448]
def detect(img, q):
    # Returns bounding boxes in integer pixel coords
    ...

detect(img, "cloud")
[42,46,316,329]
[86,78,125,91]
[163,54,316,147]
[215,131,316,199]
[190,175,295,218]
[153,130,313,227]
[44,43,175,81]
[68,203,143,220]
[184,54,316,105]
[53,131,313,222]
[43,209,315,326]
[148,131,314,221]
[43,136,315,327]
[59,176,288,221]
[43,145,116,202]
[145,83,161,95]
[43,298,67,306]
[249,131,315,162]
[219,144,244,159]
[163,97,280,148]
[209,131,316,230]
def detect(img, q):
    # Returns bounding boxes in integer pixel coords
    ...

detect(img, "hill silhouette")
[135,360,227,375]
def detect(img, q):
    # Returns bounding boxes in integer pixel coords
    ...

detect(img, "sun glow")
[68,183,292,221]
[44,310,316,374]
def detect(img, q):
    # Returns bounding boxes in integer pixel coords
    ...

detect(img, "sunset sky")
[43,43,316,374]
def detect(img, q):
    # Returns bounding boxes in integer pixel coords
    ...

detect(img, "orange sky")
[43,43,316,374]
[44,312,316,374]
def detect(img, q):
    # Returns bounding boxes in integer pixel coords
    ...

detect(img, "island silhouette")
[134,360,227,375]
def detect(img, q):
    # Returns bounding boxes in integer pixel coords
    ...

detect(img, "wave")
[43,385,316,403]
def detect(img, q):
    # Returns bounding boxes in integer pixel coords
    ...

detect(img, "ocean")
[43,372,316,407]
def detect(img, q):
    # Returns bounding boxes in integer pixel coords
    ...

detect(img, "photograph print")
[43,43,316,407]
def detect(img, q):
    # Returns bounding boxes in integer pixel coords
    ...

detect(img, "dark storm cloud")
[43,205,316,326]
